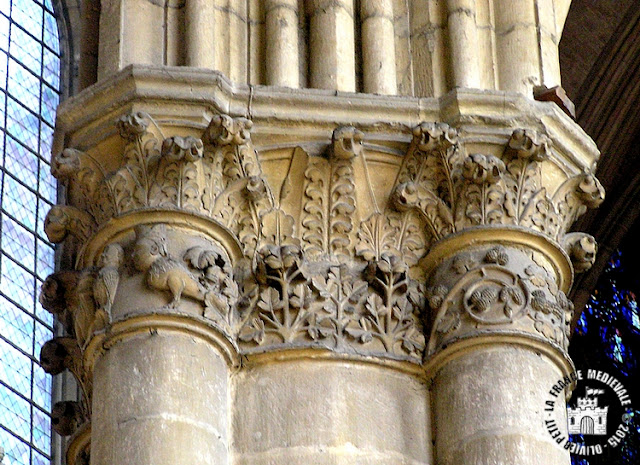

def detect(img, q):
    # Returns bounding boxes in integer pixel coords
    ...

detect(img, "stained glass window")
[570,250,640,465]
[0,0,60,464]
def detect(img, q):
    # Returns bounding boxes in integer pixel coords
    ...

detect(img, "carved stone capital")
[424,234,575,357]
[389,125,604,253]
[43,113,603,372]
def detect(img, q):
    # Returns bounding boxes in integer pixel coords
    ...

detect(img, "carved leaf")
[301,161,327,257]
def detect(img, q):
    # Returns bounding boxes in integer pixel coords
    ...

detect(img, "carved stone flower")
[462,154,505,184]
[499,285,525,317]
[364,252,409,291]
[205,114,252,146]
[530,290,561,316]
[505,128,550,162]
[413,122,458,152]
[426,285,448,311]
[468,287,499,313]
[377,252,408,274]
[245,176,268,202]
[452,254,475,274]
[576,174,605,208]
[116,111,150,141]
[390,182,419,212]
[161,136,204,162]
[524,265,548,288]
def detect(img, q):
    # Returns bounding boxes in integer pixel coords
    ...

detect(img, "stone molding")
[53,66,598,165]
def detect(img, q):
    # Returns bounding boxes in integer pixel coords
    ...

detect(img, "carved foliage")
[389,126,605,258]
[238,247,425,362]
[299,127,362,260]
[427,246,575,355]
[51,112,274,259]
[46,118,603,367]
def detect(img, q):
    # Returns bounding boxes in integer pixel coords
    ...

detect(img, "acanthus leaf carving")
[328,127,360,259]
[46,116,604,366]
[387,125,603,248]
[203,115,273,258]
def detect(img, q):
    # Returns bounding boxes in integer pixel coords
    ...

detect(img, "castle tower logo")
[567,388,608,435]
[544,370,633,456]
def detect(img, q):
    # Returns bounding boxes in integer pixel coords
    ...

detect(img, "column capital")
[40,110,602,446]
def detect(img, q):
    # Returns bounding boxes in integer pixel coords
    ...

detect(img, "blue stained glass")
[6,97,39,152]
[38,121,52,159]
[32,407,51,453]
[41,48,57,89]
[42,12,56,53]
[1,3,58,459]
[0,338,32,397]
[8,57,42,110]
[32,449,49,465]
[0,295,34,352]
[0,428,32,465]
[1,253,36,304]
[4,136,39,185]
[0,91,6,129]
[40,85,57,125]
[3,175,38,229]
[11,1,43,41]
[35,239,53,278]
[32,364,51,410]
[36,198,50,239]
[34,291,52,327]
[0,15,9,51]
[9,26,41,72]
[1,214,37,268]
[570,250,639,465]
[38,161,55,202]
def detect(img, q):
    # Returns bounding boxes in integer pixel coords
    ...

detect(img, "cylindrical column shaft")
[423,236,578,465]
[91,331,229,465]
[536,0,562,88]
[361,0,397,95]
[446,0,481,88]
[232,358,431,465]
[494,0,541,94]
[265,0,300,88]
[185,0,216,68]
[431,346,570,465]
[309,0,356,91]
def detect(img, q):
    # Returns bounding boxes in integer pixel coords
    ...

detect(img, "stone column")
[308,0,356,91]
[39,114,250,465]
[390,125,603,465]
[265,0,301,88]
[42,1,600,463]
